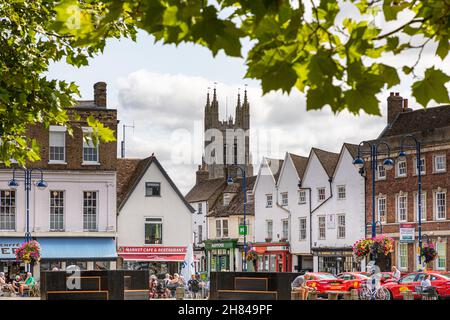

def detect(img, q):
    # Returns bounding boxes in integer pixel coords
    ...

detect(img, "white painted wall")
[117,162,192,247]
[0,170,116,236]
[190,200,208,245]
[310,147,365,249]
[254,158,288,244]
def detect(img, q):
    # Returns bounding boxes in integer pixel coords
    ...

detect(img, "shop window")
[50,190,64,231]
[145,182,161,196]
[398,243,408,271]
[66,261,87,270]
[145,217,163,244]
[436,242,446,270]
[83,191,98,231]
[94,261,110,270]
[0,190,15,231]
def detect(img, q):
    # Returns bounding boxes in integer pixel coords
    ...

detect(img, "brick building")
[0,82,118,280]
[364,92,450,272]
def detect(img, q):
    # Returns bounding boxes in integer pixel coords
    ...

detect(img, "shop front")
[118,246,187,275]
[0,238,25,281]
[204,239,238,273]
[253,243,291,272]
[312,247,361,274]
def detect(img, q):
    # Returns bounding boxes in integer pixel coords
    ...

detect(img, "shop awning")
[119,253,186,262]
[38,237,117,260]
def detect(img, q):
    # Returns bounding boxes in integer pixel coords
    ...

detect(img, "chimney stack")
[387,92,403,125]
[94,82,107,108]
[196,164,209,185]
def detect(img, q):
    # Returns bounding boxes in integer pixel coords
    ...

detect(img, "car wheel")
[384,289,392,300]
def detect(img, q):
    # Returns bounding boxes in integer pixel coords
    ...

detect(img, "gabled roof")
[208,176,257,218]
[266,158,284,183]
[117,156,195,213]
[289,153,309,180]
[185,178,226,203]
[380,105,450,138]
[312,148,340,178]
[343,143,359,159]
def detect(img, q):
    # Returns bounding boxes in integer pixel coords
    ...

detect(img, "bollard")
[350,289,359,300]
[176,287,185,300]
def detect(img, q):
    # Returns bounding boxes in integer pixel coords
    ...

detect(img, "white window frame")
[398,242,408,271]
[318,216,326,240]
[215,219,229,238]
[434,190,447,220]
[434,154,446,173]
[317,188,326,202]
[83,190,98,231]
[397,160,407,177]
[281,219,289,239]
[413,157,426,175]
[266,220,273,239]
[337,214,345,239]
[397,193,408,222]
[246,191,254,203]
[223,193,232,206]
[337,185,346,200]
[414,191,427,222]
[298,190,306,204]
[436,241,447,270]
[299,217,307,241]
[49,190,65,231]
[377,195,387,224]
[0,190,16,231]
[49,126,66,164]
[266,194,273,208]
[281,192,288,206]
[82,127,100,165]
[144,217,163,244]
[377,163,386,180]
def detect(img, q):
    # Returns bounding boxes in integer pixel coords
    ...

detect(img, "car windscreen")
[316,274,337,280]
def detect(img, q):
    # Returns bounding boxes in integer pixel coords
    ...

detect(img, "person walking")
[188,274,200,299]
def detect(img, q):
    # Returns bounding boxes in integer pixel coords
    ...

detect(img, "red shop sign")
[118,246,186,254]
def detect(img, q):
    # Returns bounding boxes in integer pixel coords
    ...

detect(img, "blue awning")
[38,237,117,260]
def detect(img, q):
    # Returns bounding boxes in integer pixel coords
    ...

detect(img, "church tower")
[202,86,253,180]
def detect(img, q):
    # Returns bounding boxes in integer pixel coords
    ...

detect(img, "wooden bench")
[325,291,342,300]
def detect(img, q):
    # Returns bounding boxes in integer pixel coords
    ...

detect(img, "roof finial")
[237,88,241,108]
[243,84,248,105]
[206,86,211,107]
[213,82,217,102]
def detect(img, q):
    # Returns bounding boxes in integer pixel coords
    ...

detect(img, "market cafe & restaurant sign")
[0,239,21,259]
[399,224,415,243]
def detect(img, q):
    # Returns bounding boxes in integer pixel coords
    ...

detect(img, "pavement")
[0,296,40,300]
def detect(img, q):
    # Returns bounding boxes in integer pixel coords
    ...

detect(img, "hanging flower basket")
[352,235,394,261]
[15,240,41,264]
[421,243,437,264]
[246,248,257,261]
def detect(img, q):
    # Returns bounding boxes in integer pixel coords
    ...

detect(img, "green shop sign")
[204,240,237,250]
[239,225,247,236]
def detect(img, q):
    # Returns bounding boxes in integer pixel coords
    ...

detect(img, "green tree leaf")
[412,68,450,107]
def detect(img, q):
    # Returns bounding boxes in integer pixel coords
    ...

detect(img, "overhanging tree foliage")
[0,0,449,165]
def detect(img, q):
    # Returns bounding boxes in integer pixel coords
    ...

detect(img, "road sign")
[239,225,247,235]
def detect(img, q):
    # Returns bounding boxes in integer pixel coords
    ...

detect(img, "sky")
[47,3,450,195]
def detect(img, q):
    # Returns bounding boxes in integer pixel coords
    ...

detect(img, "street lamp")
[399,134,423,270]
[8,168,47,272]
[353,141,394,238]
[226,165,247,272]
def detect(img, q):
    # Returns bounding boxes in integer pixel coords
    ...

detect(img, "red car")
[337,272,370,291]
[304,272,346,294]
[383,271,450,300]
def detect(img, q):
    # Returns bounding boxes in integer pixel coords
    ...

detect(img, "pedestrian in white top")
[391,266,401,280]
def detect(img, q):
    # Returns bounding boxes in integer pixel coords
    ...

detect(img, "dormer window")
[246,191,254,203]
[223,193,232,206]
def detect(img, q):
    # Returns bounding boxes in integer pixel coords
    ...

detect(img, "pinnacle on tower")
[205,87,210,108]
[236,88,241,108]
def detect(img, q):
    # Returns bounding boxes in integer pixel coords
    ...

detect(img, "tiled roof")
[265,158,284,183]
[185,178,226,203]
[380,105,450,138]
[208,176,257,217]
[116,156,195,213]
[312,148,340,178]
[343,143,359,159]
[289,153,308,180]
